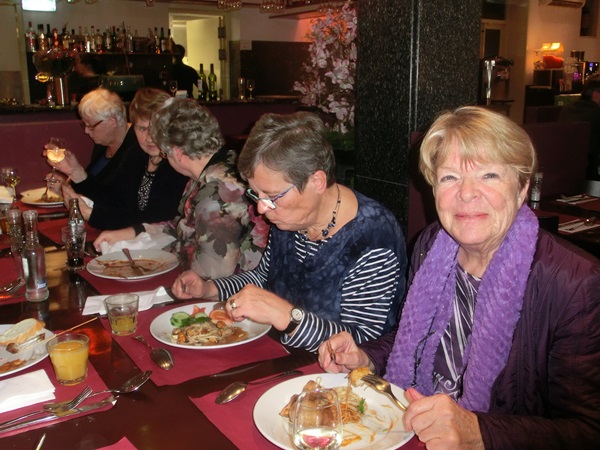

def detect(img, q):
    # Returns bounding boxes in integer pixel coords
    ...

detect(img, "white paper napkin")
[556,194,598,205]
[558,219,600,234]
[0,369,55,414]
[82,286,174,316]
[99,232,176,255]
[80,195,94,208]
[0,187,13,204]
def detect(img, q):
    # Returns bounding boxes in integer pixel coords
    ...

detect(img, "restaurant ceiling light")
[22,0,56,11]
[260,0,285,13]
[218,0,242,11]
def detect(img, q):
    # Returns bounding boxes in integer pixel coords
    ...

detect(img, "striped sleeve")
[282,248,402,352]
[212,244,271,299]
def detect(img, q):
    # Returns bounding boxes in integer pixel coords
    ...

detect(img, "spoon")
[0,278,23,294]
[43,371,152,411]
[564,216,597,231]
[133,335,174,370]
[215,369,302,404]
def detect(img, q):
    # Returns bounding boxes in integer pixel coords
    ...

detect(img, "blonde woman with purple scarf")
[318,106,600,449]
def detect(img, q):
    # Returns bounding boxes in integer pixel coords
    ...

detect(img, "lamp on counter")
[218,0,242,11]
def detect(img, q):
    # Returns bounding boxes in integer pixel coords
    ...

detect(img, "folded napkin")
[0,187,13,204]
[82,286,173,315]
[558,218,600,234]
[556,194,598,205]
[0,369,55,414]
[99,232,176,255]
[96,437,139,450]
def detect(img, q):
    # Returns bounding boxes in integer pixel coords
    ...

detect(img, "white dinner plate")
[149,302,271,349]
[86,249,179,281]
[253,373,414,450]
[0,326,55,378]
[20,187,64,208]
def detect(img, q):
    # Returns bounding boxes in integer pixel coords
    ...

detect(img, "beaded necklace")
[300,184,341,240]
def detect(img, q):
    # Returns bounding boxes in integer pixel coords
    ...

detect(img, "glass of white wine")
[168,80,178,97]
[0,167,20,205]
[292,388,343,450]
[246,79,255,100]
[46,137,67,184]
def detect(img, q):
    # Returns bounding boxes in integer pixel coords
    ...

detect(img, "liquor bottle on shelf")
[94,26,104,53]
[167,28,174,53]
[147,28,156,53]
[61,27,70,50]
[37,24,47,51]
[154,27,160,54]
[68,198,85,227]
[21,210,49,302]
[25,22,37,52]
[126,26,134,53]
[208,63,218,101]
[160,27,167,53]
[198,64,207,101]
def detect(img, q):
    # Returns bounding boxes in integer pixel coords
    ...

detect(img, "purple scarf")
[386,205,538,411]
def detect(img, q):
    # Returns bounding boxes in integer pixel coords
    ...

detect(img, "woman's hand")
[171,271,218,300]
[225,285,292,330]
[93,228,136,252]
[403,388,484,450]
[44,149,87,182]
[44,172,67,195]
[317,332,373,374]
[61,185,92,220]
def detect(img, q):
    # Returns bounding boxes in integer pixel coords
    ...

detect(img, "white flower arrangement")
[293,1,357,135]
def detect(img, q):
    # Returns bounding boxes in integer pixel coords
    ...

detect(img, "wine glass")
[292,388,343,450]
[246,79,255,100]
[0,167,20,205]
[46,137,67,184]
[168,80,178,97]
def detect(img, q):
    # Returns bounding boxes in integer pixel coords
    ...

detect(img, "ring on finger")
[230,300,237,310]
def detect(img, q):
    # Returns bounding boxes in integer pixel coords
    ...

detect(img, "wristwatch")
[283,306,304,334]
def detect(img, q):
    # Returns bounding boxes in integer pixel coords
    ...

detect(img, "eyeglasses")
[81,119,104,130]
[246,185,294,210]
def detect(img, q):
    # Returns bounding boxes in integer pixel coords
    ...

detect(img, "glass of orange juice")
[47,333,90,385]
[104,294,139,336]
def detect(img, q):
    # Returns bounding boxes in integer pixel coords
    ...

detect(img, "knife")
[0,395,117,434]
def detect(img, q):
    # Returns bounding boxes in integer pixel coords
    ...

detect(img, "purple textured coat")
[360,221,600,449]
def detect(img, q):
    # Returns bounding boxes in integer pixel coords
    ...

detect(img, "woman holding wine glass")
[58,88,187,230]
[45,87,138,203]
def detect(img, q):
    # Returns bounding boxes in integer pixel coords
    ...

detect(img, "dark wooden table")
[0,244,317,450]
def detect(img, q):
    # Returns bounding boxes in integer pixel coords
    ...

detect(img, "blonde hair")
[419,106,537,189]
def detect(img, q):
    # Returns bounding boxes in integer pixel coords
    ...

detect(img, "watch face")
[291,308,303,322]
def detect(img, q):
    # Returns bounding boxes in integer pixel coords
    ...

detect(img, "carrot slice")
[192,305,206,317]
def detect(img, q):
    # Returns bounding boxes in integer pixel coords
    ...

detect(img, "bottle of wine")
[26,22,37,52]
[208,63,218,101]
[37,24,47,51]
[68,198,85,227]
[198,64,208,101]
[160,27,167,53]
[167,28,174,53]
[21,210,49,302]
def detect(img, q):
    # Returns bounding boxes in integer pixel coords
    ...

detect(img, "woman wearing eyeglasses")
[170,112,408,352]
[59,88,188,230]
[45,87,138,202]
[94,99,268,279]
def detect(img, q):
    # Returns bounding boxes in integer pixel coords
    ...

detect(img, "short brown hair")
[129,88,170,124]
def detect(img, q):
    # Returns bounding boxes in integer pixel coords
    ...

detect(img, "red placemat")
[100,302,289,386]
[191,363,425,450]
[37,218,101,246]
[0,358,111,438]
[78,265,182,296]
[97,437,138,450]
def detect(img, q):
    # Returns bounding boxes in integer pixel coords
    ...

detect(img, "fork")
[563,216,597,232]
[43,385,93,411]
[361,374,408,411]
[0,386,92,429]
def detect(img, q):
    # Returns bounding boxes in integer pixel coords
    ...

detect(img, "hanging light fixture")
[218,0,242,11]
[260,0,285,13]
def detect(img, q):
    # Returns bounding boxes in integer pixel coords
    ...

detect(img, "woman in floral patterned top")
[94,99,268,279]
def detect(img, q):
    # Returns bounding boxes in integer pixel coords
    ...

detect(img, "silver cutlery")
[34,433,46,450]
[361,374,408,412]
[133,335,174,370]
[5,333,46,354]
[563,216,597,232]
[215,369,302,404]
[0,386,92,428]
[122,248,144,276]
[43,385,93,411]
[0,395,117,434]
[0,278,23,294]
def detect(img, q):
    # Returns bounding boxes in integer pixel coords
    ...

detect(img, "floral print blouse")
[163,147,269,279]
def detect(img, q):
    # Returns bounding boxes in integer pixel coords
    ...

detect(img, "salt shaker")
[530,172,543,203]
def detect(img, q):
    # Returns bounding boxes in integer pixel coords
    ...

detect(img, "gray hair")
[150,98,224,158]
[419,106,537,190]
[238,112,335,191]
[78,88,127,126]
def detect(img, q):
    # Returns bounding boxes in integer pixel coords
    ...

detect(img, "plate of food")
[86,249,179,281]
[20,187,64,207]
[0,319,55,378]
[149,302,271,349]
[253,372,414,450]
